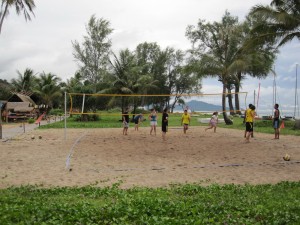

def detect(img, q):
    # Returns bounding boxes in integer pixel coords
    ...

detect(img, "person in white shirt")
[205,111,219,133]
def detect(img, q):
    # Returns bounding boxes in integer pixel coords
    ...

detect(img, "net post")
[64,92,67,140]
[81,94,85,113]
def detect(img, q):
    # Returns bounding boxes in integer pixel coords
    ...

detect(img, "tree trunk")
[235,86,241,115]
[121,96,125,121]
[222,83,233,125]
[235,72,242,115]
[227,88,235,115]
[0,2,9,34]
[81,114,88,121]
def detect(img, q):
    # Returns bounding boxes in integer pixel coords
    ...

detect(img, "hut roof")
[8,93,36,105]
[7,102,34,112]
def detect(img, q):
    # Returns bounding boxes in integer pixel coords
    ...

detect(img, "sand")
[0,126,299,189]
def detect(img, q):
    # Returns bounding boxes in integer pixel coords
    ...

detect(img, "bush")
[28,118,35,124]
[133,108,149,114]
[49,108,64,116]
[74,114,100,122]
[107,107,122,113]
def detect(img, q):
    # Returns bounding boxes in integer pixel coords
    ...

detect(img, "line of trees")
[1,0,299,124]
[0,69,63,112]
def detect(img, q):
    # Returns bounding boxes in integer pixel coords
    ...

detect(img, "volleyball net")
[66,92,248,116]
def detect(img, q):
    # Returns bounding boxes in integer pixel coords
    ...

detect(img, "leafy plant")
[0,182,299,224]
[27,118,35,124]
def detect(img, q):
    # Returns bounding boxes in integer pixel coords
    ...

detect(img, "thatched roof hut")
[5,93,36,115]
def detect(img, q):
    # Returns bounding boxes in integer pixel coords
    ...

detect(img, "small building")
[3,93,37,122]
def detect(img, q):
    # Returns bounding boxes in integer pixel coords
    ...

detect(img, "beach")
[1,126,299,188]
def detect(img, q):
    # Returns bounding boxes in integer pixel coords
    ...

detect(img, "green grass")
[0,182,299,224]
[41,112,300,136]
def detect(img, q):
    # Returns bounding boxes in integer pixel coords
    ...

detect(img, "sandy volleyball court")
[0,126,299,188]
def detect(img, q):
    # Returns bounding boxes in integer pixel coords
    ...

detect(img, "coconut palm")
[101,49,141,114]
[10,68,37,94]
[0,0,36,34]
[0,78,12,99]
[228,15,277,114]
[34,72,62,110]
[250,0,300,47]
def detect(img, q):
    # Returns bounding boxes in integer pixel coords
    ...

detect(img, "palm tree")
[0,78,12,99]
[62,72,84,94]
[250,0,300,47]
[186,12,244,124]
[101,49,140,115]
[228,15,277,114]
[34,72,62,111]
[103,48,160,118]
[10,68,37,94]
[186,11,277,123]
[0,0,36,34]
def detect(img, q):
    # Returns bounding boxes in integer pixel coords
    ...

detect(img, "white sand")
[1,126,299,188]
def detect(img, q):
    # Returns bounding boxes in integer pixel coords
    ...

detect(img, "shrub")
[28,118,35,124]
[49,108,64,116]
[74,114,100,122]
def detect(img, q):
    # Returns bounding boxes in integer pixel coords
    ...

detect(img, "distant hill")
[174,100,228,112]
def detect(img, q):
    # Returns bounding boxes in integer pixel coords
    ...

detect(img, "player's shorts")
[150,121,157,126]
[246,122,253,132]
[210,121,216,126]
[123,122,129,128]
[273,120,280,129]
[183,123,189,129]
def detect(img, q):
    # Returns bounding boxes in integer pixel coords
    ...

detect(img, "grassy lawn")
[1,182,300,224]
[42,112,300,136]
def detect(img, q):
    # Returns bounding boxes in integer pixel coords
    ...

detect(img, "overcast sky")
[0,0,299,116]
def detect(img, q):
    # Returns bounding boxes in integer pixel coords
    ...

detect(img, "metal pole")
[81,94,85,114]
[273,66,276,108]
[295,63,298,117]
[253,90,256,107]
[64,92,67,140]
[297,64,299,117]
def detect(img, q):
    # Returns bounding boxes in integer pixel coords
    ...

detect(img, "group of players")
[122,103,281,142]
[122,108,187,141]
[244,103,281,143]
[121,107,216,141]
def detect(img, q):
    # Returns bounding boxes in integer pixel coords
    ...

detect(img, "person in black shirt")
[134,113,143,131]
[162,108,168,141]
[273,104,280,139]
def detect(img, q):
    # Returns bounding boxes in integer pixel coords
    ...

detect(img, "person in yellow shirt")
[245,104,256,143]
[244,104,254,138]
[181,109,191,134]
